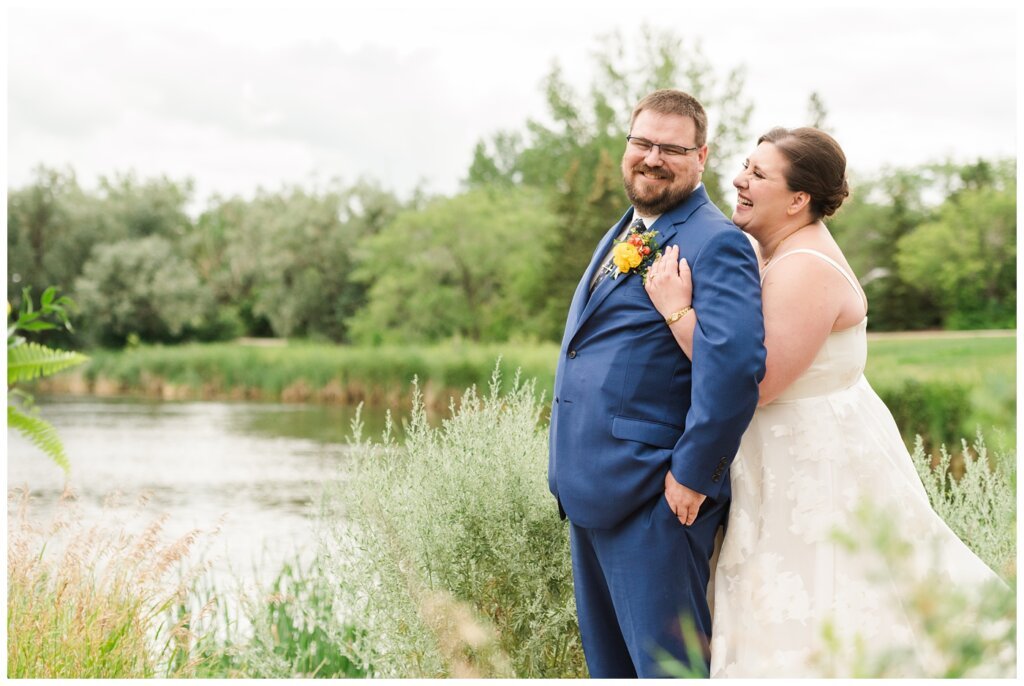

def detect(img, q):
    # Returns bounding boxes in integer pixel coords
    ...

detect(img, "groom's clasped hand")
[663,467,704,527]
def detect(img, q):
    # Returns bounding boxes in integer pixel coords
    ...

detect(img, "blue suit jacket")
[548,186,766,529]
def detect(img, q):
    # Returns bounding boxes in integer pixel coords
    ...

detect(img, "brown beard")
[622,164,696,216]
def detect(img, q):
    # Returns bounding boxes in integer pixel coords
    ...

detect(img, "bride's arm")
[644,245,697,359]
[648,245,850,406]
[757,256,847,405]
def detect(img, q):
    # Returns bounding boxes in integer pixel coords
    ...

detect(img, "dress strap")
[762,248,867,309]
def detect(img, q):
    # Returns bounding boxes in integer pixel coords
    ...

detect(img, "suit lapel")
[565,210,633,333]
[569,187,711,341]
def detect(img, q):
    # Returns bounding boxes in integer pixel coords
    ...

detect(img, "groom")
[548,89,765,677]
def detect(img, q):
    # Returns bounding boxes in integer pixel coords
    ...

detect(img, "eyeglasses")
[626,135,700,157]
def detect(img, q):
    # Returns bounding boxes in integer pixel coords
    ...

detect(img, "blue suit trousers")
[570,494,727,678]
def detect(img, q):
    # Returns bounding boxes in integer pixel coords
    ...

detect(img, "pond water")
[7,396,400,593]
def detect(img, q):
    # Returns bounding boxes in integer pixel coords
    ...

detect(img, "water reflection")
[228,401,404,444]
[6,396,399,592]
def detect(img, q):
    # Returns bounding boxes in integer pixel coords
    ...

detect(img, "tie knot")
[630,217,646,232]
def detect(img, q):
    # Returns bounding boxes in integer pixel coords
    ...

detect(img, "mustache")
[631,164,672,180]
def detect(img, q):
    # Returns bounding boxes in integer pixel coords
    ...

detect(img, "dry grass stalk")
[7,488,219,678]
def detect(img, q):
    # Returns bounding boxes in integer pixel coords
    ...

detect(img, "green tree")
[74,236,210,346]
[896,174,1016,329]
[7,168,197,346]
[349,185,558,344]
[830,168,941,330]
[467,27,753,340]
[831,158,1015,331]
[96,172,194,241]
[7,168,101,311]
[188,181,401,342]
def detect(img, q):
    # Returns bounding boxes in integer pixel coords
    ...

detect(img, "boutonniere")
[611,228,661,280]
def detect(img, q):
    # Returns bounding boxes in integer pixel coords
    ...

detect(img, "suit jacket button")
[712,475,720,483]
[568,350,577,358]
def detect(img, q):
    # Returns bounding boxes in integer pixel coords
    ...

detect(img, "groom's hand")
[664,470,706,526]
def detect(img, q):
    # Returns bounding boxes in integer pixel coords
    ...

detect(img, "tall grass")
[318,365,586,677]
[6,489,215,678]
[6,488,372,678]
[163,555,370,678]
[71,340,559,408]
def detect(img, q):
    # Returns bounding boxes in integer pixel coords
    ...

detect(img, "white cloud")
[7,1,1017,205]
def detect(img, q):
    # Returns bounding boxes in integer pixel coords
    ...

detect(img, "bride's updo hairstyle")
[757,127,850,219]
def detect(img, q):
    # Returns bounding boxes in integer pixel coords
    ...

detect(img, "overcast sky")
[6,0,1018,209]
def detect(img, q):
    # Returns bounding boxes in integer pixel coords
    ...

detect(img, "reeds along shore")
[35,342,558,411]
[29,335,1017,450]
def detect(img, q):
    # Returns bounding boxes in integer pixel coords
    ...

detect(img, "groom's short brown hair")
[629,90,708,147]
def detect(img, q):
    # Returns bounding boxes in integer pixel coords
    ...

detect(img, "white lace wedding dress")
[709,249,1003,677]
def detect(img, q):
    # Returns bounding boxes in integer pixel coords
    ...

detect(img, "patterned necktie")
[591,217,645,292]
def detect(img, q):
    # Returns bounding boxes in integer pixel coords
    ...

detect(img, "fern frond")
[7,342,89,385]
[8,404,71,474]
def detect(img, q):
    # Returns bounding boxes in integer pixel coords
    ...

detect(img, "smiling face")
[621,109,708,216]
[731,142,797,236]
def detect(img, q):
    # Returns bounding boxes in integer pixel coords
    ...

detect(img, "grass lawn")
[866,333,1015,449]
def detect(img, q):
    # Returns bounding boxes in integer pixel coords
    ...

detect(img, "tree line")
[7,30,1015,349]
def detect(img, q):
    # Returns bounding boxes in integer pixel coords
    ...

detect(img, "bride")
[644,126,1005,677]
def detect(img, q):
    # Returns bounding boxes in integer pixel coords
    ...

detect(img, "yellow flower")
[613,242,643,273]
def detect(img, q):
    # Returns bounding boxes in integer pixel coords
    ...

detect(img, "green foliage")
[7,286,88,473]
[7,403,71,473]
[349,185,558,343]
[875,379,972,452]
[321,367,586,677]
[831,158,1016,331]
[250,559,368,677]
[74,235,210,346]
[96,171,194,240]
[7,169,99,312]
[8,341,90,383]
[7,169,401,345]
[167,556,371,678]
[7,169,195,347]
[830,168,940,330]
[197,183,401,342]
[865,334,1015,449]
[896,173,1016,329]
[910,433,1016,577]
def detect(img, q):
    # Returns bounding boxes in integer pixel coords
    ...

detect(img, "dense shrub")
[320,366,586,677]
